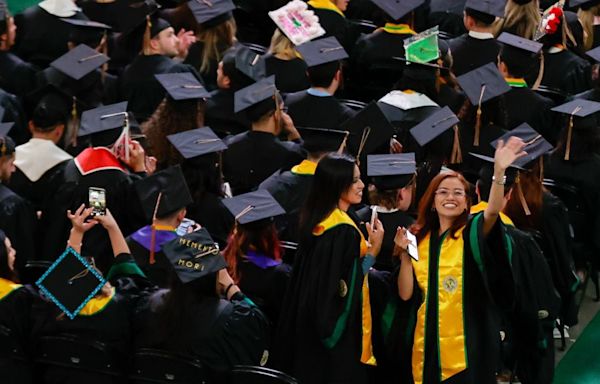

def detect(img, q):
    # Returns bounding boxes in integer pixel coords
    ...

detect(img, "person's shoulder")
[224,131,250,146]
[284,89,308,104]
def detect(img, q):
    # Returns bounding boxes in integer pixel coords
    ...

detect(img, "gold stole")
[381,23,417,35]
[411,229,467,384]
[313,209,376,365]
[0,278,21,301]
[291,160,317,175]
[78,287,115,316]
[308,0,345,17]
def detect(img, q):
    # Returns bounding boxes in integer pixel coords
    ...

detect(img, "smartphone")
[88,187,106,216]
[176,218,196,236]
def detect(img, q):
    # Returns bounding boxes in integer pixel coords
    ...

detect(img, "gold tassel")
[516,173,531,216]
[356,126,371,166]
[539,157,544,184]
[450,125,462,164]
[100,31,108,84]
[337,131,349,154]
[474,85,486,146]
[564,115,573,161]
[142,15,152,55]
[68,97,79,148]
[149,192,163,265]
[532,51,544,91]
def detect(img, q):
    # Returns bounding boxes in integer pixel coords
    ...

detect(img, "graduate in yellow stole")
[395,137,526,384]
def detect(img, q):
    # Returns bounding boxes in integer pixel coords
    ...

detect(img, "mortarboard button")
[371,0,426,22]
[155,72,210,100]
[409,106,459,146]
[134,165,193,222]
[491,123,553,168]
[497,32,543,54]
[162,229,225,284]
[222,190,286,225]
[235,45,267,82]
[50,44,110,81]
[79,101,129,137]
[367,153,417,190]
[297,127,349,154]
[187,0,235,27]
[465,0,506,18]
[456,62,512,106]
[36,247,106,319]
[296,36,348,67]
[167,127,228,159]
[234,75,277,113]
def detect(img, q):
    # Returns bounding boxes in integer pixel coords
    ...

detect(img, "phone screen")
[88,187,106,216]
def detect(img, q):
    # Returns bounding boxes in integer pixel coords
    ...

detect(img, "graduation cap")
[429,0,465,14]
[297,127,349,154]
[31,86,71,129]
[0,122,14,156]
[267,0,326,46]
[167,127,228,159]
[371,0,426,21]
[551,99,600,160]
[61,17,111,48]
[491,123,553,169]
[155,72,210,100]
[464,0,506,19]
[296,36,348,67]
[0,106,4,121]
[187,0,235,28]
[36,247,106,319]
[222,190,285,225]
[497,32,543,55]
[162,228,225,284]
[367,153,417,190]
[341,102,395,165]
[585,45,600,62]
[235,46,267,81]
[233,75,278,113]
[456,63,511,146]
[50,44,109,81]
[570,0,600,9]
[79,101,129,137]
[409,106,463,163]
[119,0,161,35]
[403,26,440,64]
[0,1,9,34]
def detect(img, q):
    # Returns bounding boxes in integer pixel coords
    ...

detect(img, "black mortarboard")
[367,153,417,190]
[162,229,225,284]
[222,190,286,225]
[31,86,71,129]
[551,99,600,160]
[371,0,426,21]
[497,32,543,54]
[60,18,112,30]
[167,127,227,159]
[0,122,15,156]
[296,36,348,67]
[61,18,111,48]
[36,248,106,319]
[119,0,161,35]
[235,45,267,82]
[187,0,235,28]
[456,63,511,106]
[79,101,128,137]
[491,123,553,168]
[586,45,600,62]
[234,75,278,113]
[50,44,110,81]
[0,122,13,138]
[297,127,348,154]
[409,106,459,146]
[430,0,465,14]
[465,0,506,18]
[0,106,4,121]
[0,1,9,34]
[135,165,193,221]
[570,0,600,10]
[155,72,210,100]
[341,102,395,164]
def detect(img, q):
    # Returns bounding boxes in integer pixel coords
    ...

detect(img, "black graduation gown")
[80,1,123,32]
[540,49,591,96]
[501,86,556,142]
[285,91,356,130]
[185,192,234,249]
[134,289,270,376]
[351,30,410,78]
[222,131,304,195]
[126,226,179,288]
[0,89,29,145]
[0,280,35,384]
[13,6,89,68]
[0,51,38,97]
[205,88,251,137]
[308,6,359,54]
[355,207,414,272]
[263,54,310,93]
[273,219,370,384]
[9,161,68,213]
[119,54,201,122]
[0,184,36,275]
[448,34,500,77]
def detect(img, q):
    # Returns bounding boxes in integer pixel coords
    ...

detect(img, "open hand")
[125,140,146,172]
[67,204,97,234]
[366,218,384,257]
[494,136,527,171]
[92,208,118,231]
[176,29,196,59]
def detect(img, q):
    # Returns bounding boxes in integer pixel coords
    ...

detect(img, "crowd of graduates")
[1,0,600,383]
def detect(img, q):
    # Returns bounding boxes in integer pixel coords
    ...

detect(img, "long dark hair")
[298,153,356,247]
[411,171,471,241]
[0,230,17,282]
[182,154,225,200]
[553,115,600,162]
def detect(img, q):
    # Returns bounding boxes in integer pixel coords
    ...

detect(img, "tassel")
[564,115,574,161]
[516,174,531,216]
[67,96,79,148]
[532,51,544,91]
[450,125,462,164]
[149,192,163,265]
[356,126,371,166]
[100,31,108,84]
[142,15,152,55]
[539,157,544,184]
[337,131,349,154]
[474,85,486,146]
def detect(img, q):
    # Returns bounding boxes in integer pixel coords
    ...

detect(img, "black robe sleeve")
[0,191,37,275]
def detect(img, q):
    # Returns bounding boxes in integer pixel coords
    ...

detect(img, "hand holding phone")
[88,187,106,216]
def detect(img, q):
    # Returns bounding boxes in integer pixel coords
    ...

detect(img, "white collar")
[15,138,72,182]
[468,31,495,40]
[548,46,564,54]
[371,205,399,214]
[38,0,80,18]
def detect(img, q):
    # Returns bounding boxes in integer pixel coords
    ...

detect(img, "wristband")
[492,175,507,186]
[224,283,236,298]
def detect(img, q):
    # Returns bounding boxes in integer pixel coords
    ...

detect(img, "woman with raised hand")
[395,137,526,384]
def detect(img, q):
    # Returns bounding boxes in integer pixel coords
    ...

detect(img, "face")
[433,177,468,219]
[155,27,179,57]
[0,154,15,183]
[216,61,230,89]
[340,165,364,206]
[335,0,350,12]
[1,17,17,49]
[397,184,414,211]
[5,237,15,272]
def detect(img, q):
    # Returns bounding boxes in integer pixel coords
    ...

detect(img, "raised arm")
[66,204,97,254]
[93,209,131,257]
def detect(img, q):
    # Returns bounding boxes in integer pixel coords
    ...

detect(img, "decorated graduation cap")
[367,153,416,190]
[50,44,109,81]
[155,72,210,100]
[298,127,349,154]
[464,0,506,19]
[371,0,426,21]
[296,36,348,67]
[268,0,325,46]
[456,62,511,146]
[403,26,440,65]
[341,102,395,166]
[533,1,566,41]
[36,247,106,319]
[187,0,235,28]
[162,228,225,284]
[223,190,285,225]
[410,106,463,163]
[234,75,280,122]
[235,45,267,82]
[551,99,600,160]
[167,127,227,159]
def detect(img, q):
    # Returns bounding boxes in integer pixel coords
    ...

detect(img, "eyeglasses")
[435,188,466,198]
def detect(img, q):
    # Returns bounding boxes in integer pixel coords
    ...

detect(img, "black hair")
[182,153,225,200]
[499,46,538,78]
[306,61,341,88]
[0,230,16,281]
[88,128,123,148]
[298,153,356,247]
[221,49,253,91]
[465,8,496,25]
[477,165,516,201]
[554,114,600,162]
[0,135,15,157]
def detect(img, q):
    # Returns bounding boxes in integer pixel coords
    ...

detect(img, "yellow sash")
[0,278,21,301]
[291,160,317,176]
[470,202,514,226]
[308,0,345,17]
[313,209,376,365]
[412,229,467,384]
[78,287,115,316]
[381,23,417,35]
